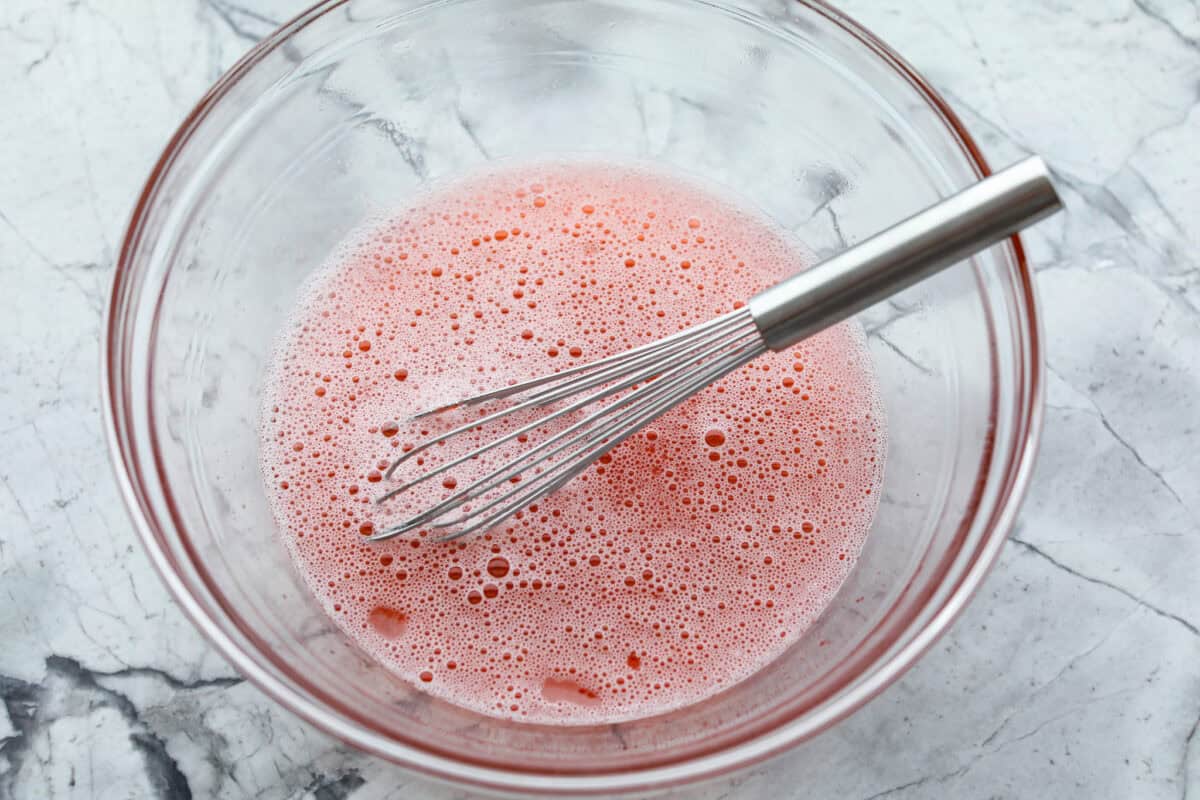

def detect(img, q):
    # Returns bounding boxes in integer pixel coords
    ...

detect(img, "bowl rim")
[102,0,1044,794]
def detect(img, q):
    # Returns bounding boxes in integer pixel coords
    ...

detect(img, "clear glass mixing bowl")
[104,0,1043,794]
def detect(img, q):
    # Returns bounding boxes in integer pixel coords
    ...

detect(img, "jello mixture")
[260,161,885,723]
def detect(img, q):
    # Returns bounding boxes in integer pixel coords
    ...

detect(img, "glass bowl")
[103,0,1042,795]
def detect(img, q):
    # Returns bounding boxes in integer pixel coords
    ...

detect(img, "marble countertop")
[1,0,1197,797]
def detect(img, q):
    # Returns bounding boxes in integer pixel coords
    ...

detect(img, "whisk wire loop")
[371,308,763,541]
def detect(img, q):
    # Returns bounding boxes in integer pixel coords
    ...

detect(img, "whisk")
[371,156,1061,542]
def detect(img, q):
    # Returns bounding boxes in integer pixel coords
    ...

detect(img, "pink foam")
[260,161,886,723]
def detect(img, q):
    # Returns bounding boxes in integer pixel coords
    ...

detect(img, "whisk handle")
[748,156,1061,352]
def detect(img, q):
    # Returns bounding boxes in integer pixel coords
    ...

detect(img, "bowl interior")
[109,0,1035,791]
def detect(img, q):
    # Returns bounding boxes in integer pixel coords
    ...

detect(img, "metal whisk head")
[370,307,765,542]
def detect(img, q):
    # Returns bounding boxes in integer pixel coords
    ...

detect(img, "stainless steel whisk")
[371,156,1061,542]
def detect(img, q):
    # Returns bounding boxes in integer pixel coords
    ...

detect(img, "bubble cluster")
[259,160,886,724]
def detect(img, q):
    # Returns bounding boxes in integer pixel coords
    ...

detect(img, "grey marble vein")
[1,0,1197,797]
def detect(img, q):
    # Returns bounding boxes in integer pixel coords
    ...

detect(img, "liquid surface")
[260,161,885,723]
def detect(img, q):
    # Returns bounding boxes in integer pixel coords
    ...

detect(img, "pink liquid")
[260,161,885,723]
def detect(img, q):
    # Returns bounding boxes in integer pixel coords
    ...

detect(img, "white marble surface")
[1,0,1197,797]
